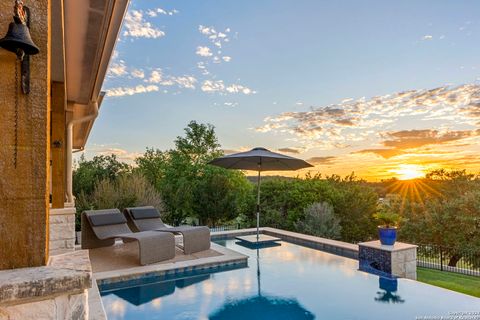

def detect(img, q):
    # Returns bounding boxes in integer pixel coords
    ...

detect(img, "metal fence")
[208,224,240,233]
[417,244,480,277]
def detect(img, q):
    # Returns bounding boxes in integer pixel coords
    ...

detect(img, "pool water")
[100,239,480,319]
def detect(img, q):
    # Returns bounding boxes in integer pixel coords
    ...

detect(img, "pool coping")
[95,242,248,287]
[212,227,359,260]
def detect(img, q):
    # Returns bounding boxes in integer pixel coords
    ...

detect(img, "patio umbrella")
[209,147,313,241]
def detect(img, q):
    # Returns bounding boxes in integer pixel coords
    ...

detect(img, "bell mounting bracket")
[20,5,31,94]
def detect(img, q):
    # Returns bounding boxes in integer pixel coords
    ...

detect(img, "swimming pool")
[100,239,480,319]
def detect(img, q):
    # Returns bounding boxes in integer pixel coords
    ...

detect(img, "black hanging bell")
[0,21,39,57]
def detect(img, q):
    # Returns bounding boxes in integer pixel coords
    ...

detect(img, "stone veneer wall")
[0,251,92,320]
[358,241,417,280]
[0,291,87,320]
[49,206,76,256]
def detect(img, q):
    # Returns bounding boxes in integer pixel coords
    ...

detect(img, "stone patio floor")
[89,241,222,273]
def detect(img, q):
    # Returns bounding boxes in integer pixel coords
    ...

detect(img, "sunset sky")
[81,0,480,181]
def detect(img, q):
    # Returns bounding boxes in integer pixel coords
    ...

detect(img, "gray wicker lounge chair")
[81,209,176,265]
[124,206,211,254]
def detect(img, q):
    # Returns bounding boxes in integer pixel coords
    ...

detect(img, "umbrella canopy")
[209,147,313,171]
[209,147,313,242]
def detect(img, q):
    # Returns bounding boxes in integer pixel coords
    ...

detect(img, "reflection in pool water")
[104,274,210,306]
[375,277,405,304]
[209,295,314,320]
[210,241,314,319]
[101,240,480,320]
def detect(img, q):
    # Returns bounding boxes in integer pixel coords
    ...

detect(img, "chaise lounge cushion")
[87,209,127,226]
[130,207,161,220]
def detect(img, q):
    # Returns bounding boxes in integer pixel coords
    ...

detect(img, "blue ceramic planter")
[378,227,397,245]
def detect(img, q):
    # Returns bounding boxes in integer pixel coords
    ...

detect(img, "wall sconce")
[0,0,39,94]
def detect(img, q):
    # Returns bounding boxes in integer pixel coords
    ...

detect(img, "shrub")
[75,173,163,230]
[294,202,342,239]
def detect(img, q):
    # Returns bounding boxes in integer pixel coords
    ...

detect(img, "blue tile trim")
[98,260,248,292]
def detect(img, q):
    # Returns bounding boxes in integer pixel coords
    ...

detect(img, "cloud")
[108,61,128,77]
[197,62,210,75]
[355,148,405,159]
[199,25,216,35]
[422,35,433,40]
[201,80,255,95]
[201,80,225,93]
[146,7,178,17]
[277,147,302,154]
[147,69,163,83]
[130,69,145,79]
[195,25,254,94]
[306,156,336,165]
[80,144,143,164]
[257,84,480,150]
[226,84,255,95]
[382,129,473,149]
[106,84,159,97]
[94,147,142,161]
[123,10,165,39]
[196,46,213,57]
[173,76,197,89]
[356,129,476,159]
[145,69,197,89]
[222,146,251,155]
[197,25,232,62]
[107,59,146,80]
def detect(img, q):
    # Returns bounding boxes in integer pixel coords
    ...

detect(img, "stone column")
[358,240,417,280]
[0,0,50,269]
[49,204,76,256]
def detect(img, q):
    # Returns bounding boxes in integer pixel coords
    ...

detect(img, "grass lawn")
[417,267,480,298]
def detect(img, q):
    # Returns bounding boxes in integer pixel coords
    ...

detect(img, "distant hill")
[245,175,296,183]
[245,174,403,197]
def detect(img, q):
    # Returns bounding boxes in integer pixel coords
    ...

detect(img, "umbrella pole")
[256,167,261,241]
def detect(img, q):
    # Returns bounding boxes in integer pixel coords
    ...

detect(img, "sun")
[390,164,425,180]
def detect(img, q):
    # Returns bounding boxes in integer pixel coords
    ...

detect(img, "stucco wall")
[0,0,50,269]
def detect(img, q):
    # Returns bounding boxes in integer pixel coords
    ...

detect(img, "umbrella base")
[236,234,281,245]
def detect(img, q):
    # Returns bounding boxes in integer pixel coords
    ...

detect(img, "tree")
[135,121,253,226]
[134,148,166,191]
[295,202,342,239]
[193,165,253,226]
[172,120,222,165]
[399,169,480,267]
[73,154,130,197]
[325,174,378,243]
